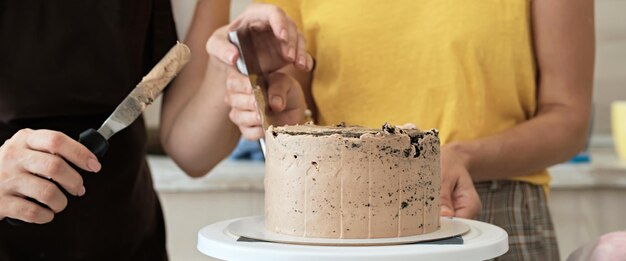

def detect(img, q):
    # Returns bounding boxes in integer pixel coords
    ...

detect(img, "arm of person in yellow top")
[161,1,312,177]
[442,0,594,184]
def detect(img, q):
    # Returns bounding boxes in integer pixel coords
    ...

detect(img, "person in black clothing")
[0,0,177,259]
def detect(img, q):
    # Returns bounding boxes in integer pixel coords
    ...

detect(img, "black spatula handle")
[78,128,109,158]
[6,129,109,226]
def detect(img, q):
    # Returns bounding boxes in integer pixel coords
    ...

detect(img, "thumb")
[450,176,482,219]
[266,73,291,112]
[440,205,454,217]
[439,177,456,217]
[206,27,239,66]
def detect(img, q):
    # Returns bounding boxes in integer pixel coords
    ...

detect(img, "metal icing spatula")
[6,42,191,226]
[80,42,190,157]
[228,28,271,156]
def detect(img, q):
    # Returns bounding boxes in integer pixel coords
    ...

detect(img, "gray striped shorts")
[475,180,560,261]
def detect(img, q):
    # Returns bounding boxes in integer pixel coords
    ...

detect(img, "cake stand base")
[198,216,508,261]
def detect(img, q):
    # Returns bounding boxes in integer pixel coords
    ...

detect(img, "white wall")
[593,0,626,135]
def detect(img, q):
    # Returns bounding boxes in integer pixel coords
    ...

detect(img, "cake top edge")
[268,122,439,139]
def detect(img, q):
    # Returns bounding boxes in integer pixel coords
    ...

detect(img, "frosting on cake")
[264,123,440,239]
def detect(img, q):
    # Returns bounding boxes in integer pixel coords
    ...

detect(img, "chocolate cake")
[264,123,440,239]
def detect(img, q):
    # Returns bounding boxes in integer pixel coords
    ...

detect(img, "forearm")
[451,105,590,181]
[454,0,595,181]
[161,0,237,176]
[164,59,240,177]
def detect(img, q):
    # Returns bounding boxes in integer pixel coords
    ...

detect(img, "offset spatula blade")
[98,42,192,140]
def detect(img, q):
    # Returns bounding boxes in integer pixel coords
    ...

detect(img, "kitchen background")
[144,0,626,260]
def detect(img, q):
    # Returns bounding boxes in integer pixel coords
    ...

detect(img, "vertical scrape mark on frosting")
[339,143,344,239]
[304,148,308,237]
[398,150,403,237]
[367,139,372,239]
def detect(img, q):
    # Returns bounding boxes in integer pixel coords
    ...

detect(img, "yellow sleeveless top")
[257,0,549,187]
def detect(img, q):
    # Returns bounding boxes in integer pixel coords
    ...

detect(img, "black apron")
[0,0,177,260]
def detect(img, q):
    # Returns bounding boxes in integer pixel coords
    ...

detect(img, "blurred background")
[144,0,626,260]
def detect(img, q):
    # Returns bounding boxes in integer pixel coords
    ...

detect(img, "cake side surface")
[420,133,441,233]
[264,124,440,239]
[264,131,307,236]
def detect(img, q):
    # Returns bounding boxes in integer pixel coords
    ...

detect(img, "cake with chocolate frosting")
[264,123,440,239]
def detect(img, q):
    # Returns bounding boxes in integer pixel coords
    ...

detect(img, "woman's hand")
[439,142,482,219]
[0,129,101,224]
[225,71,308,140]
[206,3,314,73]
[204,3,314,140]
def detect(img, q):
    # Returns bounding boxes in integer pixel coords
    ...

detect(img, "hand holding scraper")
[228,25,314,155]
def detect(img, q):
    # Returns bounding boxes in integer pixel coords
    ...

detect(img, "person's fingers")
[266,73,293,112]
[239,126,265,141]
[283,19,298,62]
[305,53,314,71]
[453,191,482,219]
[229,109,262,128]
[20,150,85,197]
[294,32,308,70]
[263,4,289,42]
[229,4,290,42]
[229,3,312,71]
[228,93,257,111]
[206,27,239,66]
[21,129,100,173]
[439,172,456,217]
[228,17,244,32]
[226,73,253,94]
[267,7,290,42]
[13,174,68,213]
[0,195,55,224]
[238,10,294,62]
[452,175,482,219]
[439,196,455,217]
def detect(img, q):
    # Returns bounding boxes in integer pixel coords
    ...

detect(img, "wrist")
[443,141,474,173]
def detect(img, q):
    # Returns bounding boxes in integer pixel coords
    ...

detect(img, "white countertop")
[549,147,626,189]
[149,157,265,193]
[149,147,626,193]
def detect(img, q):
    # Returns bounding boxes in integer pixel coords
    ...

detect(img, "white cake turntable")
[198,216,509,261]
